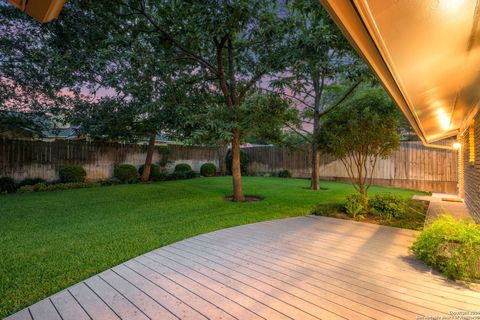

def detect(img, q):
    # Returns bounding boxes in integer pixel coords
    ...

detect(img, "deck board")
[6,216,480,320]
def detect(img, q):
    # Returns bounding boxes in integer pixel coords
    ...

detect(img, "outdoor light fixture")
[453,142,462,149]
[7,0,65,23]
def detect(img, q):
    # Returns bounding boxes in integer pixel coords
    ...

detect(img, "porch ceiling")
[320,0,480,143]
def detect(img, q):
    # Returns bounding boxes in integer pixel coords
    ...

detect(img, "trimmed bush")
[185,170,197,179]
[114,164,138,183]
[226,149,249,175]
[0,177,16,194]
[174,163,192,173]
[412,215,480,281]
[277,170,291,178]
[200,163,216,177]
[369,193,405,220]
[19,177,46,187]
[18,182,100,193]
[59,165,86,183]
[151,172,168,182]
[168,170,197,181]
[138,164,162,181]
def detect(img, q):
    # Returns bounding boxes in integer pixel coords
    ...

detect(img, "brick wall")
[462,111,480,221]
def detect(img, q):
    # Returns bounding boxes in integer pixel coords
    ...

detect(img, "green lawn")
[0,177,422,317]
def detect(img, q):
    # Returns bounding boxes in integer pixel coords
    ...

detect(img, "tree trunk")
[217,143,228,176]
[310,74,324,190]
[141,133,156,182]
[310,145,320,190]
[231,128,245,202]
[357,168,369,211]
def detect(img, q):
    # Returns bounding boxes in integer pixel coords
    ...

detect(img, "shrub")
[185,170,197,179]
[59,165,86,183]
[200,163,216,177]
[19,177,47,187]
[277,170,291,178]
[168,170,197,180]
[174,163,192,173]
[370,193,406,220]
[412,215,480,281]
[0,177,16,194]
[99,179,121,186]
[18,182,99,193]
[168,171,186,180]
[226,149,249,175]
[138,164,162,181]
[114,164,138,183]
[151,171,168,182]
[344,193,365,220]
[311,203,343,217]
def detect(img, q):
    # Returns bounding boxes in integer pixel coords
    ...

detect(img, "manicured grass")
[0,177,422,317]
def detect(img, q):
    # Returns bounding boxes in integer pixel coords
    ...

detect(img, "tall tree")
[269,0,366,190]
[67,40,193,182]
[317,88,401,209]
[0,3,77,134]
[95,0,292,201]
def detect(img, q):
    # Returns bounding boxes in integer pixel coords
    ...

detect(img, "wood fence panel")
[243,142,458,194]
[0,139,458,193]
[0,139,219,182]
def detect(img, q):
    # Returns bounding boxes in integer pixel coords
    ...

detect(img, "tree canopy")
[316,87,401,207]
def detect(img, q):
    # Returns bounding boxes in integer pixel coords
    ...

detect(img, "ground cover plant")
[412,215,480,281]
[311,192,428,230]
[0,177,421,317]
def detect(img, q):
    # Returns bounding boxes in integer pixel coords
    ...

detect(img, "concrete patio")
[6,216,480,320]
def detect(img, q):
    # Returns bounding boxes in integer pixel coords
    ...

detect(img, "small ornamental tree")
[317,88,401,210]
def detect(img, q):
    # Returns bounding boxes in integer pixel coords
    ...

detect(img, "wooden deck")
[6,216,480,320]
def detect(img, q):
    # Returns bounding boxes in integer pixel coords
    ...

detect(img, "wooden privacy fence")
[243,141,458,194]
[1,139,458,193]
[0,139,219,182]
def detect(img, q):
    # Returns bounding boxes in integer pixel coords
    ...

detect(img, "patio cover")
[320,0,480,144]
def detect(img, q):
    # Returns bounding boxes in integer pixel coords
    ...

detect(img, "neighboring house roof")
[41,126,81,140]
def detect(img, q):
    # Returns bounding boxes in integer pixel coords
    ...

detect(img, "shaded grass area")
[0,177,422,317]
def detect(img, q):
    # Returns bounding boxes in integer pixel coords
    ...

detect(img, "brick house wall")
[462,111,480,221]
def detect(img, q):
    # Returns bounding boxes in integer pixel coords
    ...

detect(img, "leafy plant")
[114,164,138,183]
[370,193,406,220]
[59,165,86,183]
[317,88,401,209]
[277,170,292,178]
[18,177,46,187]
[412,215,480,281]
[226,149,249,176]
[344,193,365,220]
[200,163,216,177]
[18,182,100,193]
[311,203,343,217]
[0,177,16,194]
[138,164,162,181]
[174,163,192,173]
[168,170,197,180]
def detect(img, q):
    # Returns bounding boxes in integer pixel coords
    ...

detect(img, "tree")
[316,88,401,209]
[67,41,192,182]
[268,0,366,190]
[0,1,203,183]
[182,91,299,175]
[0,3,78,135]
[98,0,292,201]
